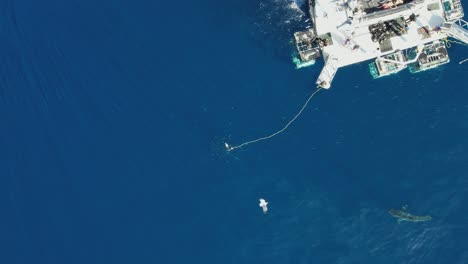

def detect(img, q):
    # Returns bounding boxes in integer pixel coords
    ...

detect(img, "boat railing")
[377,45,424,65]
[455,19,468,29]
[443,20,468,44]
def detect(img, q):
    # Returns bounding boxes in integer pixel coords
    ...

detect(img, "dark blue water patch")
[1,0,468,263]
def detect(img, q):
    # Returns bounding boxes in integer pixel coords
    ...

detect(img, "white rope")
[225,88,322,152]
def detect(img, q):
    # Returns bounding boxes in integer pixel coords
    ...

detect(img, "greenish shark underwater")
[388,205,432,223]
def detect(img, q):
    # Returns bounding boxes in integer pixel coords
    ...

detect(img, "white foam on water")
[257,0,306,31]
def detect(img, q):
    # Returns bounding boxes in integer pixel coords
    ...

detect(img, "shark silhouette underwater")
[388,205,432,223]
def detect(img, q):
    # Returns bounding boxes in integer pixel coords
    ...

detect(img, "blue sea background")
[1,0,467,263]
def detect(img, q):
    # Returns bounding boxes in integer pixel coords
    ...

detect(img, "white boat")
[292,0,467,88]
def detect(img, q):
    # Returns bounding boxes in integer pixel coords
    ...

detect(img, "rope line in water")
[450,39,468,46]
[460,58,468,64]
[225,88,322,152]
[442,37,468,49]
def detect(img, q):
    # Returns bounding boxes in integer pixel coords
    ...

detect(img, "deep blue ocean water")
[1,0,467,263]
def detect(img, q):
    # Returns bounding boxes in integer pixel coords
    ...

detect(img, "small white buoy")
[259,198,268,214]
[224,142,233,151]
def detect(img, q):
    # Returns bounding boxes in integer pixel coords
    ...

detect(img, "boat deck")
[313,0,448,67]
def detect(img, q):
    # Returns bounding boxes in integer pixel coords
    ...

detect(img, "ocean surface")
[1,0,467,263]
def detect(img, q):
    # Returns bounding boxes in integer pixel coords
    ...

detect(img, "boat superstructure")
[293,0,467,88]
